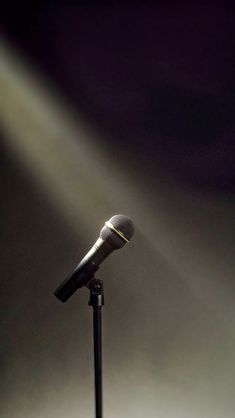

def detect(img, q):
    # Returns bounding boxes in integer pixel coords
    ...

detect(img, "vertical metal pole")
[89,279,104,418]
[93,305,102,418]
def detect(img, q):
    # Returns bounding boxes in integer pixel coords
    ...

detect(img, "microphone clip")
[88,278,104,308]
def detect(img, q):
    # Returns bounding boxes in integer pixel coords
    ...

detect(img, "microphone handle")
[54,239,113,302]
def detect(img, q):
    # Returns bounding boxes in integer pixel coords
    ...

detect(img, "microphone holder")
[88,277,104,418]
[53,214,134,417]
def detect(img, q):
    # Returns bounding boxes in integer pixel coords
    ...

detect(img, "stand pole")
[89,279,104,418]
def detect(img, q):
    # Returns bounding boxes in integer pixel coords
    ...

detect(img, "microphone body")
[54,215,134,302]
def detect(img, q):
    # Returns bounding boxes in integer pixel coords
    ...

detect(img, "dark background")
[1,2,235,417]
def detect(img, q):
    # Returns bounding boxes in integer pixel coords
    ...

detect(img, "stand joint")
[89,278,104,308]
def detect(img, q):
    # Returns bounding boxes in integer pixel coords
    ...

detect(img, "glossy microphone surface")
[54,215,134,302]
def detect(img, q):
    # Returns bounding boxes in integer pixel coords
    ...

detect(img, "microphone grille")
[100,214,135,249]
[108,214,135,240]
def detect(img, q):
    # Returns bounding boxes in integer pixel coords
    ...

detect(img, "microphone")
[54,214,135,302]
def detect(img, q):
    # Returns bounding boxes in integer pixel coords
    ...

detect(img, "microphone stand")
[88,278,104,418]
[53,215,134,418]
[54,268,105,418]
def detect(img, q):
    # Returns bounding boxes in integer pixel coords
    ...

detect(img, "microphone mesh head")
[109,214,135,240]
[100,214,135,249]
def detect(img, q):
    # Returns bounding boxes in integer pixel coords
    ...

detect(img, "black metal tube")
[89,279,104,418]
[93,306,102,418]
